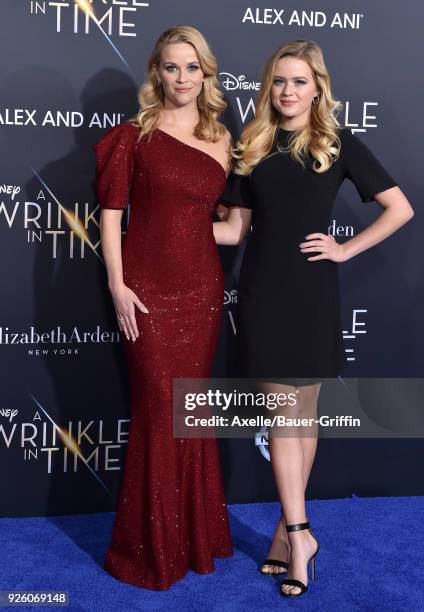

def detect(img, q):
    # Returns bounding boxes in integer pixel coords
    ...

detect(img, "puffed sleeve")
[93,122,136,209]
[219,171,254,209]
[340,128,398,203]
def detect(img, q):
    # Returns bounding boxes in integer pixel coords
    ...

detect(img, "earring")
[312,93,319,104]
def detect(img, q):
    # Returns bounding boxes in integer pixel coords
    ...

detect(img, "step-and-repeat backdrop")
[1,1,422,516]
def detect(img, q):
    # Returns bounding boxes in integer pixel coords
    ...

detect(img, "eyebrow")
[273,75,308,79]
[163,60,200,64]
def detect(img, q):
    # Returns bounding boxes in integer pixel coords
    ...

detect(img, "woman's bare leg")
[261,428,317,573]
[262,382,321,594]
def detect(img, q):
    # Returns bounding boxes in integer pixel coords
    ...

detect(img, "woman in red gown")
[93,26,233,590]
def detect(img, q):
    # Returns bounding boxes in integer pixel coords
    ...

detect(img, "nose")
[281,81,295,97]
[177,70,189,83]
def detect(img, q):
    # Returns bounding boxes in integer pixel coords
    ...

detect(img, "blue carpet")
[1,497,423,611]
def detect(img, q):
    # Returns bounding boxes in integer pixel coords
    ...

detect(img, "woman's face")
[155,42,204,109]
[270,56,318,125]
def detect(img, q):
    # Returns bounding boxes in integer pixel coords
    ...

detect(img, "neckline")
[278,126,296,133]
[155,127,228,178]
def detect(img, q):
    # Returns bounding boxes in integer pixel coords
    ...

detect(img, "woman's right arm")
[100,209,148,343]
[94,123,149,343]
[213,206,252,245]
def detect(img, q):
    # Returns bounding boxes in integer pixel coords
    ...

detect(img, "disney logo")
[224,289,238,305]
[0,408,19,422]
[219,73,261,91]
[0,185,21,200]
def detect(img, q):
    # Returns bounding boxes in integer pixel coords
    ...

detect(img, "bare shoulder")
[215,127,234,157]
[222,126,233,147]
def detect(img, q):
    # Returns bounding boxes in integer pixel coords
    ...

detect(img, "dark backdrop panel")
[0,0,422,516]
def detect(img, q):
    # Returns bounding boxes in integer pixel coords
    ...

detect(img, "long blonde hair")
[130,25,227,142]
[235,40,342,175]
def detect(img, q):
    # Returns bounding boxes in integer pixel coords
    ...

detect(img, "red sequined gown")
[93,122,233,590]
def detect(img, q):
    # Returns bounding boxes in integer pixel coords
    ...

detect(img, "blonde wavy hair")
[130,25,227,142]
[235,40,343,175]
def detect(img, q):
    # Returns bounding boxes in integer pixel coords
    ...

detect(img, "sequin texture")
[93,122,233,590]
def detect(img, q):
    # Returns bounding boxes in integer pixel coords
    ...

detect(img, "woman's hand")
[109,282,149,342]
[216,203,230,221]
[213,205,252,245]
[299,233,347,263]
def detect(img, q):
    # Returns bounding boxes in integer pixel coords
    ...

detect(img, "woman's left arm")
[301,186,414,262]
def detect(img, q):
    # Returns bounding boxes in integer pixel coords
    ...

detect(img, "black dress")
[222,127,398,385]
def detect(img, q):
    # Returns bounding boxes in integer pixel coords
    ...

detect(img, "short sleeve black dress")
[222,127,398,384]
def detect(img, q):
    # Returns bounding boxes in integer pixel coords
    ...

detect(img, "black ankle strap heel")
[286,521,310,533]
[280,520,320,597]
[260,505,289,575]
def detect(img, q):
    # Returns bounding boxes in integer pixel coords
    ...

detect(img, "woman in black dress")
[214,40,414,597]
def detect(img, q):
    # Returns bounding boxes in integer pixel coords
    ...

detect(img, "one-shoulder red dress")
[93,121,233,590]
